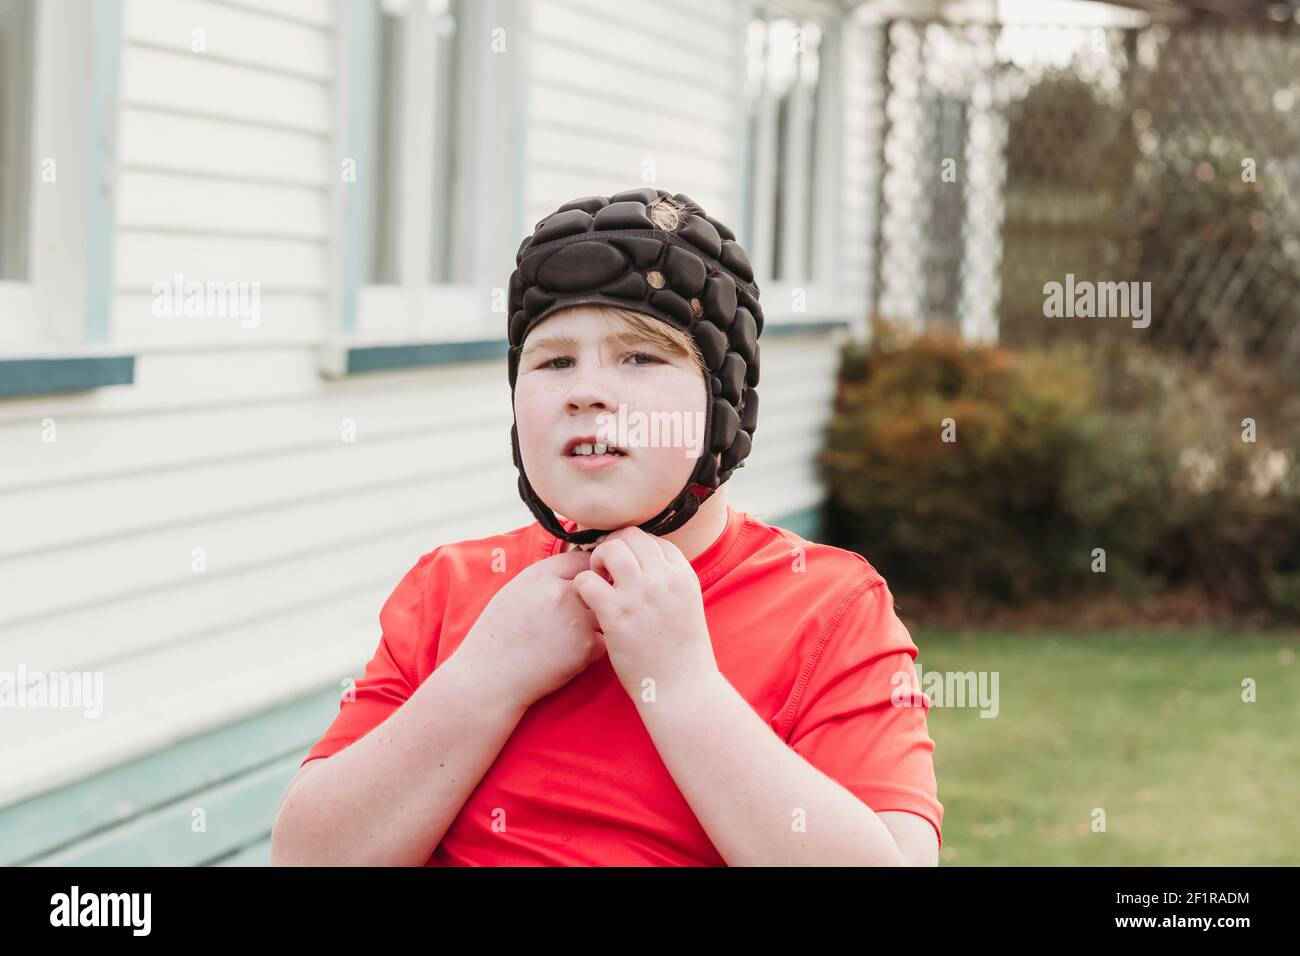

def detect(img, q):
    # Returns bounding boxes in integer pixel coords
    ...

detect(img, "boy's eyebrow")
[521,333,580,356]
[521,331,665,357]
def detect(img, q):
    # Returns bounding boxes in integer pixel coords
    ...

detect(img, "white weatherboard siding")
[0,333,840,807]
[523,0,747,227]
[0,0,847,809]
[724,332,846,519]
[115,0,334,352]
[0,358,527,806]
[0,0,347,806]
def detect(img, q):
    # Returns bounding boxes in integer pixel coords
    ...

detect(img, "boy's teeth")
[570,442,623,456]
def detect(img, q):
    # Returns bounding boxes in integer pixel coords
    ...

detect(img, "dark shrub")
[821,321,1300,619]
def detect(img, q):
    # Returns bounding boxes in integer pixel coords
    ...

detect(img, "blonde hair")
[585,303,705,373]
[647,195,687,230]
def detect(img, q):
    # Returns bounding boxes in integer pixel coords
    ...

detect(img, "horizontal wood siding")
[0,0,854,864]
[115,0,335,355]
[522,0,746,227]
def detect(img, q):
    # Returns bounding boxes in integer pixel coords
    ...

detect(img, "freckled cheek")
[622,372,708,417]
[625,374,710,475]
[512,386,555,461]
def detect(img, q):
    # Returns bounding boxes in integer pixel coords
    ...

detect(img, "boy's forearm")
[633,669,908,866]
[271,653,527,866]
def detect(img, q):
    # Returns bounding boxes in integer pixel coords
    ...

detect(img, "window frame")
[0,0,35,284]
[328,0,528,375]
[0,0,130,398]
[742,0,849,327]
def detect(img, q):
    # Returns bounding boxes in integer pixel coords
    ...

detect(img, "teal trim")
[0,685,341,865]
[341,0,379,335]
[33,755,300,866]
[0,356,134,397]
[770,503,825,542]
[341,321,847,375]
[84,0,122,343]
[762,319,850,337]
[340,319,847,374]
[347,338,506,373]
[213,837,272,867]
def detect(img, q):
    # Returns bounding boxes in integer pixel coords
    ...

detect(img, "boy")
[271,189,942,866]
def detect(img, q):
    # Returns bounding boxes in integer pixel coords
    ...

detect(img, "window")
[370,0,404,284]
[342,0,525,356]
[367,0,475,287]
[0,0,34,281]
[427,0,471,286]
[0,0,129,393]
[742,6,834,297]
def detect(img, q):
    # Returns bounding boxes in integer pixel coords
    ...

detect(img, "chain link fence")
[861,15,1300,381]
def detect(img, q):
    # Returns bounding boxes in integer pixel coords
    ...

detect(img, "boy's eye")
[537,351,662,370]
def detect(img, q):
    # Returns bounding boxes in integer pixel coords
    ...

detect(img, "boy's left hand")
[572,527,719,695]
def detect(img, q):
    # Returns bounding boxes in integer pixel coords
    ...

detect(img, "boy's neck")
[562,489,731,563]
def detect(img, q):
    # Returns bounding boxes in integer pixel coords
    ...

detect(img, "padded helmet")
[507,187,763,546]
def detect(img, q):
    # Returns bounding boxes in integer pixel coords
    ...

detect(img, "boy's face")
[514,306,711,531]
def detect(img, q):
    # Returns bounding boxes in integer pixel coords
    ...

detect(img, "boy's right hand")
[452,549,606,712]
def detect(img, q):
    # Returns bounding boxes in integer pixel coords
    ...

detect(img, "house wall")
[0,0,859,863]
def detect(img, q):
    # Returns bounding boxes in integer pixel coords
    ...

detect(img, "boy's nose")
[564,375,616,412]
[568,392,609,411]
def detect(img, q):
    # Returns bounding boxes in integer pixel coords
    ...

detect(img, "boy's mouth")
[562,435,628,458]
[563,435,629,471]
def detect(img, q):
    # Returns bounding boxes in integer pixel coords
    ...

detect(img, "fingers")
[546,548,593,579]
[572,568,613,610]
[593,528,670,578]
[589,539,640,586]
[651,535,691,569]
[550,528,679,590]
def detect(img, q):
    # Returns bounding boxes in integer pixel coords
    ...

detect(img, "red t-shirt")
[301,504,943,864]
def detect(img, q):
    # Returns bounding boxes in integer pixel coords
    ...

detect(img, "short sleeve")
[783,577,944,848]
[300,552,434,767]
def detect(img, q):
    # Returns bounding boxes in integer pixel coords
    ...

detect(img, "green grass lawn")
[912,628,1300,865]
